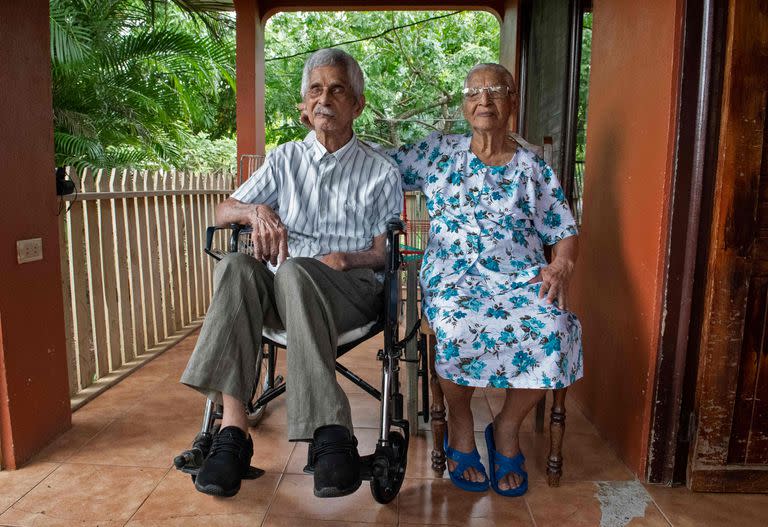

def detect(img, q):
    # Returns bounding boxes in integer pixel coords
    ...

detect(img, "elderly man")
[180,48,402,499]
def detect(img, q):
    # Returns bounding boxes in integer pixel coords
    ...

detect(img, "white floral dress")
[389,132,583,388]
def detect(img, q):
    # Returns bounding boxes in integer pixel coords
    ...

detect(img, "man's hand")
[536,256,575,310]
[319,252,348,272]
[247,204,289,265]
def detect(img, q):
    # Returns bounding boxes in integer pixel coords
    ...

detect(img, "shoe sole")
[195,480,241,498]
[313,479,362,498]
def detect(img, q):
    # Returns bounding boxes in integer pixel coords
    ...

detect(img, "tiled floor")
[1,331,766,526]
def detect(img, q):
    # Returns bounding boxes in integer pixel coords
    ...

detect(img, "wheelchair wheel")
[246,346,269,426]
[370,431,408,504]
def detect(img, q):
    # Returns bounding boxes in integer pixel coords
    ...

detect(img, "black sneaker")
[194,426,253,497]
[311,425,361,498]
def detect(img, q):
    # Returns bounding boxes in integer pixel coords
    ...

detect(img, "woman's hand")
[537,257,575,310]
[247,205,289,266]
[534,236,578,310]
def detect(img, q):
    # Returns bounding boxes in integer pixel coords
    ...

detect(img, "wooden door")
[688,0,768,492]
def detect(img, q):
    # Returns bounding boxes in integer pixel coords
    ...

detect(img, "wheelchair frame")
[174,219,425,503]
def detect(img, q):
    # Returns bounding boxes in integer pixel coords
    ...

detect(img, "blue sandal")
[443,432,489,492]
[484,423,528,497]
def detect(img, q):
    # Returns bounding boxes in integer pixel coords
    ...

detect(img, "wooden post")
[71,169,95,388]
[423,323,447,475]
[58,205,79,395]
[547,387,568,486]
[99,168,123,371]
[115,169,136,362]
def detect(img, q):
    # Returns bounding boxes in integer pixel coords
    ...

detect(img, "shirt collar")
[310,133,358,163]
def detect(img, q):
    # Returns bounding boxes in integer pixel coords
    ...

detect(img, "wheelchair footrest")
[244,466,266,479]
[305,453,381,482]
[359,454,376,482]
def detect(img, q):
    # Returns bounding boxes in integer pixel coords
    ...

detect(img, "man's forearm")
[215,198,269,227]
[321,233,387,272]
[340,247,385,271]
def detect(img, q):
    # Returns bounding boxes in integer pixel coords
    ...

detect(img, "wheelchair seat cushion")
[262,319,379,348]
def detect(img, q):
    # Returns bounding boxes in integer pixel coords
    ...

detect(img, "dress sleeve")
[533,161,579,245]
[229,149,280,207]
[385,131,444,192]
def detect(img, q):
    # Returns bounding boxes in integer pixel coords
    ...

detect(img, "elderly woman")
[389,63,582,496]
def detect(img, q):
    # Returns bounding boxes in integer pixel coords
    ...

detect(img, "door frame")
[646,0,727,486]
[649,0,768,491]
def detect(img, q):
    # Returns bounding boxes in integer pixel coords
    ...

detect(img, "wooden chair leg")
[534,392,546,433]
[547,388,567,487]
[427,333,447,475]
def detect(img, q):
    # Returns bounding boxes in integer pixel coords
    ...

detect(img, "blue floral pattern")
[390,132,583,388]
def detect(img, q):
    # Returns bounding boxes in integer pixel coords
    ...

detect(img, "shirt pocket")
[343,199,371,236]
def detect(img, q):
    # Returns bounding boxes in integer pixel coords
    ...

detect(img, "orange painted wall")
[569,0,684,476]
[0,1,72,467]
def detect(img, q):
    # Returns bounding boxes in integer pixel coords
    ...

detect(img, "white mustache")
[314,106,336,117]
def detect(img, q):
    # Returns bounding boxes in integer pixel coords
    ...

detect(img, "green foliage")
[53,6,501,170]
[51,0,236,170]
[576,11,592,162]
[177,133,238,173]
[264,11,500,149]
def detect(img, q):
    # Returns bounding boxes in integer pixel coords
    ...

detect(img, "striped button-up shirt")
[230,134,403,260]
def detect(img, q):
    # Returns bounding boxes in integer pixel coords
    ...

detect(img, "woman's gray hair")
[300,48,365,101]
[464,63,518,94]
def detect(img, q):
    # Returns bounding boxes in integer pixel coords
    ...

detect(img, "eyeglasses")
[462,85,513,100]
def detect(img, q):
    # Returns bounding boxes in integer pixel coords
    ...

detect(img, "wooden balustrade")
[57,167,236,407]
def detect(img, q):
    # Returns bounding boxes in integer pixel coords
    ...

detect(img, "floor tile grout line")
[40,415,120,465]
[259,474,399,526]
[394,482,400,527]
[121,465,173,527]
[60,375,176,465]
[277,440,297,474]
[258,469,286,527]
[643,486,675,527]
[54,460,188,473]
[0,461,62,518]
[523,495,539,527]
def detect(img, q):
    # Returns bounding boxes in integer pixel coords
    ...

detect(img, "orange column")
[568,0,684,477]
[0,0,72,468]
[235,0,267,184]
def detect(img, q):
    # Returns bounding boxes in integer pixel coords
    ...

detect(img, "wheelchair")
[173,219,427,503]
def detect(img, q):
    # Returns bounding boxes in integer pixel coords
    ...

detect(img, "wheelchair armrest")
[204,224,251,261]
[383,219,405,352]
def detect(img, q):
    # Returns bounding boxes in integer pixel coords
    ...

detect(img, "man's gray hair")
[300,48,365,100]
[464,63,518,94]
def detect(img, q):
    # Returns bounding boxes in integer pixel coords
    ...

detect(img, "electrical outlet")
[17,238,43,264]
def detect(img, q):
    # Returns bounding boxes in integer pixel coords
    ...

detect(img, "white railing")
[58,167,235,407]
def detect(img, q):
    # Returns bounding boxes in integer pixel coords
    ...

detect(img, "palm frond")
[54,131,105,167]
[50,0,92,64]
